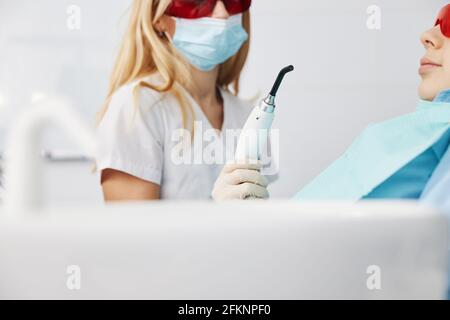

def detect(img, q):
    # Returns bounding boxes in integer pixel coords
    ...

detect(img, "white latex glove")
[212,161,269,200]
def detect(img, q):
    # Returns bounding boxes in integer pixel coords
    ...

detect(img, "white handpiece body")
[234,65,293,163]
[235,103,274,161]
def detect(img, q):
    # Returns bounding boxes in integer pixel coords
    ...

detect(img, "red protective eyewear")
[435,4,450,37]
[166,0,251,19]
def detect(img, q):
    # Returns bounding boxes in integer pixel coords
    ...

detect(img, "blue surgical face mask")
[170,14,248,72]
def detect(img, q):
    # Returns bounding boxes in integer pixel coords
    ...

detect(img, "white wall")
[0,0,448,204]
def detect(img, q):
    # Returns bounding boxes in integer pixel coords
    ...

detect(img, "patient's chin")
[418,83,438,102]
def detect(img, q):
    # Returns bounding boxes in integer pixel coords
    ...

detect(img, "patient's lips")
[419,57,442,75]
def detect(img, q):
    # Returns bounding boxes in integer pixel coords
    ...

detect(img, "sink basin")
[0,200,447,299]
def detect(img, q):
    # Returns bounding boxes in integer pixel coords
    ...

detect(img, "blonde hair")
[97,0,251,130]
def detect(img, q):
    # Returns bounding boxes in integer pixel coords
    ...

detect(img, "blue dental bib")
[295,99,450,200]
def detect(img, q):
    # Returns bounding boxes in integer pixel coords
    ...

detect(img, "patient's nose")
[421,26,443,49]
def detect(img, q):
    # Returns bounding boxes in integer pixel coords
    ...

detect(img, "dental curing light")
[235,65,294,161]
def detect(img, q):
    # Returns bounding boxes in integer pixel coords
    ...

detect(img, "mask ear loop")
[164,31,173,43]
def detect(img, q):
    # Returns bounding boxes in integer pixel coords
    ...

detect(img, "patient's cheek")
[436,68,450,97]
[444,68,450,89]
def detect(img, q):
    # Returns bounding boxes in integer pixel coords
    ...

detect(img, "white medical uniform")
[96,75,261,199]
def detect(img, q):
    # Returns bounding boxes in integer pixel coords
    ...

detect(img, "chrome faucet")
[2,97,97,213]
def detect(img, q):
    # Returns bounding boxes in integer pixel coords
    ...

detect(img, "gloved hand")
[212,161,269,200]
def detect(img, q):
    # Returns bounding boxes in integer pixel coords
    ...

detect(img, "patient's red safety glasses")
[435,4,450,38]
[166,0,251,19]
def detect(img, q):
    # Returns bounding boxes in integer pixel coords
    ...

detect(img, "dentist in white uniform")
[96,0,269,201]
